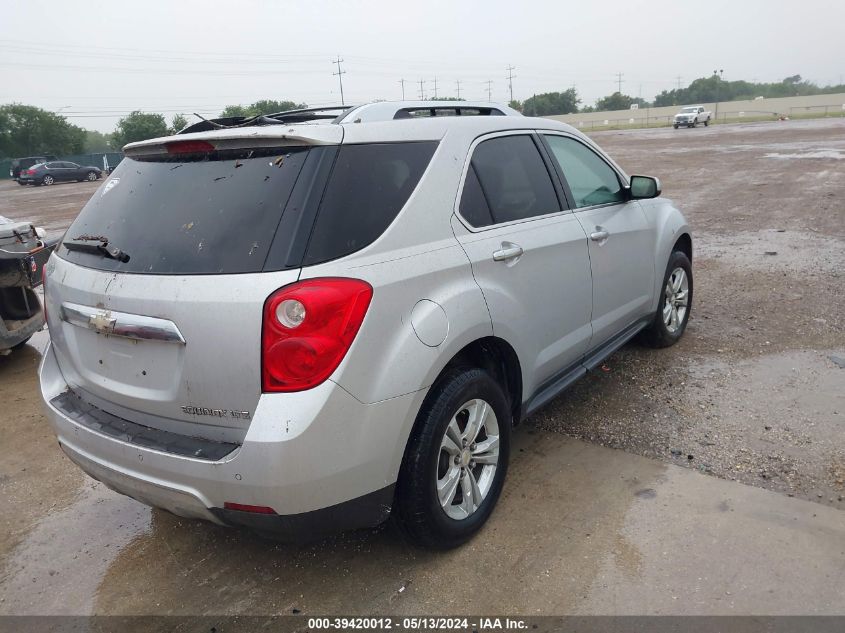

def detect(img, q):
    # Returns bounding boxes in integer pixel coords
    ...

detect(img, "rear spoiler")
[123,126,344,158]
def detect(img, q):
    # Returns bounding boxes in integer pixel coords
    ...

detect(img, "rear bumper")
[39,342,425,539]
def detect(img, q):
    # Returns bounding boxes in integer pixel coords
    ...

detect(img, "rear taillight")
[24,169,34,175]
[261,278,373,392]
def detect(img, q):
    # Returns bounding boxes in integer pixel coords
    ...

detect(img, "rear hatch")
[45,131,341,443]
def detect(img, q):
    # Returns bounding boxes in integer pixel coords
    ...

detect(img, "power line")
[676,75,683,90]
[506,65,516,102]
[332,56,346,105]
[433,76,438,99]
[484,80,493,102]
[398,78,406,100]
[418,79,427,100]
[615,72,624,93]
[456,79,462,99]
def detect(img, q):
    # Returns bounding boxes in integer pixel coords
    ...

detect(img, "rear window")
[58,147,310,275]
[302,142,438,265]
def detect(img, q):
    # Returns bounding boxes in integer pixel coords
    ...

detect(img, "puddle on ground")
[0,483,150,615]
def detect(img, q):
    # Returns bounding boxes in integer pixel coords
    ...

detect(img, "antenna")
[332,56,346,105]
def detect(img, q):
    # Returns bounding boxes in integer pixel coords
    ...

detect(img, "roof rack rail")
[335,101,521,124]
[178,105,356,135]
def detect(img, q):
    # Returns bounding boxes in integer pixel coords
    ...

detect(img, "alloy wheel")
[436,399,500,520]
[663,267,689,333]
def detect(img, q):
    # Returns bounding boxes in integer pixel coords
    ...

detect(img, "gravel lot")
[1,119,843,508]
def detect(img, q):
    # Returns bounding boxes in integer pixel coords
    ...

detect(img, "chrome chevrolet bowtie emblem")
[88,311,116,334]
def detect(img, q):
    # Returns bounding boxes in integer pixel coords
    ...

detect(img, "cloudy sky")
[1,0,843,132]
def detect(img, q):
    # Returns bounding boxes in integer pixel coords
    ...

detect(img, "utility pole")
[332,56,346,105]
[484,80,493,102]
[615,72,624,94]
[398,78,406,100]
[433,76,438,99]
[418,79,427,100]
[676,75,683,91]
[456,79,462,99]
[506,65,516,102]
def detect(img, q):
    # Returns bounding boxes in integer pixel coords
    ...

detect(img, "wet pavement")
[1,119,844,616]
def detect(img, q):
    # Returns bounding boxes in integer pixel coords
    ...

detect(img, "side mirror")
[629,175,661,199]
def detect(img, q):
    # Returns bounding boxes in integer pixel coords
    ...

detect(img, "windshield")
[57,147,310,275]
[681,108,697,113]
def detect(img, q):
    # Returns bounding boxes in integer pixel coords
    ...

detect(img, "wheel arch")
[434,336,523,426]
[673,232,693,263]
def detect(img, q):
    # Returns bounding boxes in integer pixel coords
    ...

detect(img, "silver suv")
[39,102,692,548]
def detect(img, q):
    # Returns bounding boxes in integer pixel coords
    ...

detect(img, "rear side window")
[58,147,310,274]
[459,165,494,228]
[470,135,560,224]
[302,142,437,265]
[543,135,625,208]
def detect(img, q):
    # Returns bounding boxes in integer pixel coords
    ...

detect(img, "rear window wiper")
[63,235,131,263]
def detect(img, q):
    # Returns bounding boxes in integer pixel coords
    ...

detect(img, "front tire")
[704,118,710,127]
[41,175,54,186]
[86,171,98,181]
[673,124,679,129]
[394,368,511,549]
[642,250,693,348]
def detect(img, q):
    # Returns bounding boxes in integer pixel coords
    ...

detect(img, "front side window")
[544,135,625,208]
[469,135,560,224]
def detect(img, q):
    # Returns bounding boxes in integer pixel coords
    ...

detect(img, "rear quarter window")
[302,141,438,265]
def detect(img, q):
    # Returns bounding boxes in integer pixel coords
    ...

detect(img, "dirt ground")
[0,118,843,617]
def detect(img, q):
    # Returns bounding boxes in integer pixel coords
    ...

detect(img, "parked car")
[673,106,711,128]
[0,216,54,353]
[18,161,102,186]
[10,155,58,182]
[39,101,693,548]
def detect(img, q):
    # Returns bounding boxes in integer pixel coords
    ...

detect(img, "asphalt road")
[0,118,843,617]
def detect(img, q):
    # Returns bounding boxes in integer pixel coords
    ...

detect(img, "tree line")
[3,76,844,157]
[511,75,845,115]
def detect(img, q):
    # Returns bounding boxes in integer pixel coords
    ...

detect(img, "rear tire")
[673,124,679,129]
[41,175,54,186]
[86,171,98,181]
[394,367,511,549]
[704,118,710,127]
[642,251,693,348]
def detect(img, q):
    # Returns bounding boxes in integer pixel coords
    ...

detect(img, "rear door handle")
[492,244,524,262]
[590,229,610,242]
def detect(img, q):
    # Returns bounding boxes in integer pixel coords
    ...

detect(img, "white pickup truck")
[673,105,712,129]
